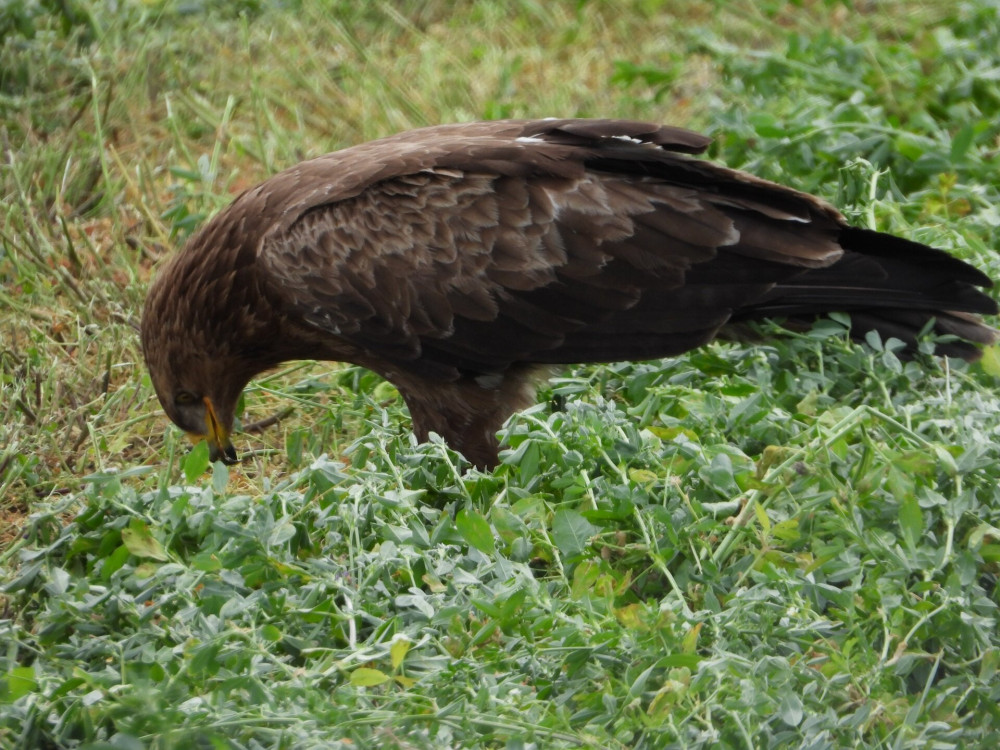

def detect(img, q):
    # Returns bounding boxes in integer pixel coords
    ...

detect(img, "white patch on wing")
[610,135,645,144]
[721,225,741,246]
[420,167,464,177]
[516,136,547,144]
[309,309,340,334]
[544,191,564,221]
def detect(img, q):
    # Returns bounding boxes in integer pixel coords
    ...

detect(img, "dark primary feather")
[141,118,998,469]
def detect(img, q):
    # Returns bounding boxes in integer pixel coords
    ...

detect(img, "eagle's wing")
[257,119,871,382]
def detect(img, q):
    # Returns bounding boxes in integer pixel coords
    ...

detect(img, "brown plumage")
[141,118,997,469]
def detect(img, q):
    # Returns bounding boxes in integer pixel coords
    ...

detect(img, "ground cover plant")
[2,0,1000,747]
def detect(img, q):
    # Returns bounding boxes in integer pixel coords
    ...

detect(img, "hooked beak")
[187,396,238,465]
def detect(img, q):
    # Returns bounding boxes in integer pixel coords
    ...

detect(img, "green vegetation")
[3,1,1000,747]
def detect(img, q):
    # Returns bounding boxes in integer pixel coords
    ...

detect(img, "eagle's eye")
[174,390,199,407]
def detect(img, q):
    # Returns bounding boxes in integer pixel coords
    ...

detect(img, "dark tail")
[734,226,998,360]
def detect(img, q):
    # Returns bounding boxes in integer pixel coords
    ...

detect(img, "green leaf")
[456,507,495,554]
[659,654,704,670]
[472,598,501,618]
[932,444,958,477]
[260,625,282,643]
[748,111,784,137]
[183,439,210,482]
[44,566,70,596]
[101,545,131,581]
[894,132,926,161]
[50,677,86,700]
[628,665,656,700]
[552,509,598,556]
[191,551,222,572]
[268,519,296,546]
[778,691,804,726]
[211,460,229,492]
[949,122,975,163]
[469,620,499,647]
[899,496,924,548]
[571,560,602,598]
[1,667,37,702]
[701,452,739,496]
[190,643,222,677]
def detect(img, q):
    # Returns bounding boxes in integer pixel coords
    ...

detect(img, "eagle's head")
[140,225,276,466]
[141,278,246,464]
[142,343,242,465]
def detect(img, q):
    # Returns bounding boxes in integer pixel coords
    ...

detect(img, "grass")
[2,0,1000,747]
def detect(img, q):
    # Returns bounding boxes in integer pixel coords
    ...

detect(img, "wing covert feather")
[258,165,800,378]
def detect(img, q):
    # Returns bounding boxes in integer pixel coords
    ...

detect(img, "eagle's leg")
[398,365,551,470]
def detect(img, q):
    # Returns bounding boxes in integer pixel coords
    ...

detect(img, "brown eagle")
[141,119,997,469]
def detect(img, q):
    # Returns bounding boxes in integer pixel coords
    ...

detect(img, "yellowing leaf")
[422,573,446,593]
[372,380,399,403]
[796,389,819,416]
[350,668,390,687]
[647,425,699,443]
[390,638,411,670]
[121,520,168,561]
[771,519,801,543]
[756,445,786,477]
[628,468,659,484]
[682,623,702,654]
[753,502,771,536]
[899,496,924,548]
[134,562,159,580]
[981,345,1000,377]
[614,603,645,630]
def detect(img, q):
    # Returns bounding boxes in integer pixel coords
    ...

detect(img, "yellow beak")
[186,396,237,464]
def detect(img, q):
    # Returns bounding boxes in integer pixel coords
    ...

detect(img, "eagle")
[141,118,997,469]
